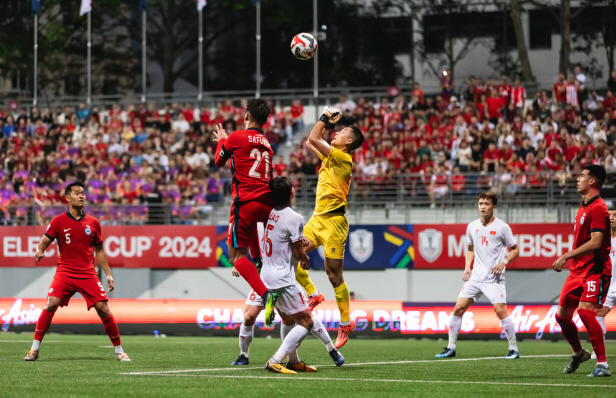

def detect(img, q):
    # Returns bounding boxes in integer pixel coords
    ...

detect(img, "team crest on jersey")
[580,213,586,225]
[349,229,373,263]
[85,225,92,235]
[48,288,53,294]
[418,228,443,263]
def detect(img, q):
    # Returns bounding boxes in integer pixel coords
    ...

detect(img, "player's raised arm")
[308,107,341,158]
[213,123,232,167]
[35,235,53,262]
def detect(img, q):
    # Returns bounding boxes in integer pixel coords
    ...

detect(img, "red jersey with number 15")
[571,196,612,278]
[45,212,103,278]
[215,128,273,203]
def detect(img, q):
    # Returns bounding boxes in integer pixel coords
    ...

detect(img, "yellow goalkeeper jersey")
[314,146,353,215]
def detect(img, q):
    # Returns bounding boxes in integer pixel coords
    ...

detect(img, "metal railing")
[0,172,611,226]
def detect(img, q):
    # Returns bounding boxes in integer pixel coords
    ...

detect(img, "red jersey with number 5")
[45,212,103,278]
[572,196,612,278]
[215,128,273,203]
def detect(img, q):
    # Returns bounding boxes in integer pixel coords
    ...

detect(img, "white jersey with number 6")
[260,207,304,290]
[466,217,517,283]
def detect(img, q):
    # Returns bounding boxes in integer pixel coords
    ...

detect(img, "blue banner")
[307,225,414,270]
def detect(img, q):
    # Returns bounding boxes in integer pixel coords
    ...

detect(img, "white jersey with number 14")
[260,207,305,290]
[466,217,517,283]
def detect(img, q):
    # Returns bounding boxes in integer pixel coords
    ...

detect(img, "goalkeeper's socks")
[235,257,267,297]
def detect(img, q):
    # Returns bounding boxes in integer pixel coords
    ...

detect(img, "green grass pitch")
[1,333,615,397]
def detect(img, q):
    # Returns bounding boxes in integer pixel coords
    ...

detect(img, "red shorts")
[558,273,612,309]
[48,273,108,310]
[228,197,273,248]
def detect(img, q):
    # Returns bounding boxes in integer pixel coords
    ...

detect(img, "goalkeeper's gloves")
[319,106,341,129]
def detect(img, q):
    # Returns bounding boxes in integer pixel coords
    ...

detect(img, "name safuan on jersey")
[466,218,517,283]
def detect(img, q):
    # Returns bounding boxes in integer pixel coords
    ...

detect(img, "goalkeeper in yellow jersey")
[296,106,364,349]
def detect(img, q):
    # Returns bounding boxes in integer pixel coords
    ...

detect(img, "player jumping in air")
[436,192,520,359]
[213,99,278,325]
[592,209,616,359]
[552,165,612,377]
[294,107,364,349]
[259,177,344,374]
[24,182,129,361]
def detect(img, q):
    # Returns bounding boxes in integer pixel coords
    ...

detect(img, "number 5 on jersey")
[263,224,274,257]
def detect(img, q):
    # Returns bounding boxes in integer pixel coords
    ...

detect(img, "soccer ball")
[290,33,318,60]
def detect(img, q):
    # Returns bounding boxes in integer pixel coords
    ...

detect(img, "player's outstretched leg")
[556,311,590,374]
[495,305,519,359]
[94,302,129,361]
[322,257,354,348]
[310,315,344,366]
[25,297,60,361]
[436,298,471,358]
[233,304,261,365]
[279,314,317,373]
[578,308,611,377]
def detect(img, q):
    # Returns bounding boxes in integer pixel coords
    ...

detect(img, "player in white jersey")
[592,209,616,359]
[436,192,521,359]
[261,177,345,374]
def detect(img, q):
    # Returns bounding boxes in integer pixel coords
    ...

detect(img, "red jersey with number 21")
[45,212,103,278]
[215,128,273,203]
[571,196,612,278]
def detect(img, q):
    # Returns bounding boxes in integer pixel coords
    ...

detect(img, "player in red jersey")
[213,99,278,325]
[552,165,612,377]
[24,182,129,362]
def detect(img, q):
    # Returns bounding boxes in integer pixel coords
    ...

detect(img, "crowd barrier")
[0,224,575,269]
[1,298,613,339]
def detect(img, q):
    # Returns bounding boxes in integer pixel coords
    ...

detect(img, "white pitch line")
[119,355,570,376]
[0,340,61,343]
[130,374,616,389]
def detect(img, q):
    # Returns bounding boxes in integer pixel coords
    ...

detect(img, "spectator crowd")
[1,65,616,223]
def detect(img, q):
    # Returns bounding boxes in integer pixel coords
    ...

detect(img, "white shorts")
[272,283,309,315]
[603,288,616,309]
[245,290,263,307]
[433,186,448,198]
[458,280,507,304]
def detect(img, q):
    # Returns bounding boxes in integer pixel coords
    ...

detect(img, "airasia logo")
[0,299,42,332]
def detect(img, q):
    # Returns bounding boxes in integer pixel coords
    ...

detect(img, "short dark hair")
[348,125,364,151]
[478,191,498,206]
[584,164,607,188]
[65,181,85,196]
[270,177,293,207]
[246,99,270,126]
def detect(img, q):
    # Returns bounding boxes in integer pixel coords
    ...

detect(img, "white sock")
[597,316,607,336]
[340,321,350,327]
[448,315,462,350]
[271,325,309,364]
[114,345,123,354]
[308,290,320,299]
[281,323,300,364]
[239,324,254,357]
[310,317,335,351]
[31,340,41,351]
[598,361,609,367]
[500,316,518,351]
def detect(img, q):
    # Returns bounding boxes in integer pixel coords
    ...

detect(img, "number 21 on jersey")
[249,149,271,179]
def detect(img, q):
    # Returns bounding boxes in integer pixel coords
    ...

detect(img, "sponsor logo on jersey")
[48,288,53,294]
[418,228,443,263]
[349,229,373,263]
[85,226,92,235]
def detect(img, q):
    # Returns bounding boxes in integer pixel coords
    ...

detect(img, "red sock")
[578,308,606,362]
[234,256,267,296]
[555,314,582,353]
[34,309,54,342]
[101,314,121,346]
